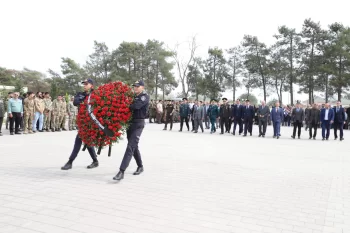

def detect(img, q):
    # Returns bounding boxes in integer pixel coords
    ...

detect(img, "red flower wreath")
[76,81,134,148]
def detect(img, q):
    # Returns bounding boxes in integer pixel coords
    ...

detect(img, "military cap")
[222,97,228,101]
[132,80,145,87]
[81,78,94,85]
[210,99,217,102]
[182,98,188,101]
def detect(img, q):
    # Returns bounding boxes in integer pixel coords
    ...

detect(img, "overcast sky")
[1,0,350,101]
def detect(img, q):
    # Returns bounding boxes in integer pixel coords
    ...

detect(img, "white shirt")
[325,109,329,120]
[157,103,163,113]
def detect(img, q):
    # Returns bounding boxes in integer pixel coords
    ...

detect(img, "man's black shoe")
[39,130,44,132]
[133,167,144,175]
[61,162,72,170]
[277,136,280,139]
[291,136,295,139]
[62,128,67,131]
[250,133,252,136]
[273,135,276,138]
[243,134,247,137]
[258,134,261,137]
[262,135,265,138]
[340,138,344,141]
[322,138,325,141]
[163,128,166,130]
[309,137,312,139]
[179,130,182,132]
[326,138,329,141]
[87,161,99,169]
[334,137,337,140]
[298,136,300,139]
[15,132,21,135]
[10,132,14,135]
[194,131,198,133]
[113,171,124,180]
[313,137,316,140]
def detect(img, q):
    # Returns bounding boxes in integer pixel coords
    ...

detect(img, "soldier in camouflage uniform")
[60,98,67,130]
[148,99,156,123]
[52,95,64,132]
[67,96,78,130]
[23,92,35,134]
[43,92,52,132]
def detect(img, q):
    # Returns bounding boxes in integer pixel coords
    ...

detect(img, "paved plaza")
[0,123,349,233]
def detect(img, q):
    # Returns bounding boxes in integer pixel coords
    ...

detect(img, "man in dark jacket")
[243,100,255,136]
[307,104,320,140]
[0,97,4,136]
[291,102,305,139]
[179,98,191,132]
[219,98,231,134]
[333,101,346,141]
[231,99,243,135]
[257,100,270,137]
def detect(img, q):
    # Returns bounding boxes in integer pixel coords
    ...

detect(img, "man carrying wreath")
[113,80,149,181]
[61,79,99,170]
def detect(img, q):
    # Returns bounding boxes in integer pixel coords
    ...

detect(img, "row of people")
[160,98,346,141]
[0,91,78,135]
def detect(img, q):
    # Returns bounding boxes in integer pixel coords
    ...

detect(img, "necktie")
[337,108,339,112]
[276,108,278,113]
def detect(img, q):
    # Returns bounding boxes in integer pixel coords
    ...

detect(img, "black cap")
[81,78,94,85]
[132,80,145,87]
[222,98,227,101]
[182,98,188,101]
[210,99,217,102]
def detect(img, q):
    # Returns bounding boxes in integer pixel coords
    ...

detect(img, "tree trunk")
[289,36,294,105]
[162,74,165,101]
[338,56,342,101]
[325,75,329,103]
[309,36,315,104]
[155,61,159,101]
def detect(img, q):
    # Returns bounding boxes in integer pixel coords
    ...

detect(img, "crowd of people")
[149,98,348,141]
[0,92,78,136]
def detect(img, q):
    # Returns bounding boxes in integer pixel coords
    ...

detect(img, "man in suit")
[231,99,243,135]
[307,104,320,140]
[291,102,305,139]
[219,98,231,134]
[192,101,205,133]
[179,98,191,132]
[203,102,210,129]
[333,101,345,141]
[243,99,254,136]
[257,100,270,137]
[271,101,284,139]
[320,103,334,141]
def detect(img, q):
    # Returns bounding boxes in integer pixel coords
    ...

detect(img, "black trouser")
[120,120,144,171]
[0,117,3,132]
[334,122,344,139]
[220,117,229,133]
[233,118,243,134]
[309,121,318,138]
[180,116,189,131]
[164,114,173,129]
[9,112,22,133]
[258,118,267,136]
[204,116,210,129]
[293,120,302,137]
[68,134,97,163]
[194,119,204,132]
[6,116,9,129]
[244,118,253,135]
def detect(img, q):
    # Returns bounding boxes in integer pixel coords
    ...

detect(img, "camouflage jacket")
[52,99,63,115]
[43,98,52,112]
[67,101,77,115]
[24,98,35,116]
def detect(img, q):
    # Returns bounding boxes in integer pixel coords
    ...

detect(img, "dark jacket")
[179,103,190,117]
[208,105,219,119]
[231,104,243,119]
[0,99,4,117]
[333,107,345,123]
[291,108,305,122]
[307,108,320,124]
[219,104,231,118]
[257,105,270,120]
[320,108,334,122]
[243,105,255,120]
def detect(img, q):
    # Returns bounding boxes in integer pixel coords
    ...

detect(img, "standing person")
[156,100,163,124]
[307,103,320,140]
[20,93,27,131]
[204,102,210,129]
[0,96,4,136]
[257,100,270,137]
[7,92,23,135]
[113,80,149,181]
[231,99,243,136]
[23,92,35,134]
[33,92,45,133]
[219,98,231,134]
[333,101,345,141]
[61,79,99,170]
[163,100,174,131]
[4,92,13,130]
[43,92,52,132]
[208,99,219,134]
[271,101,284,139]
[67,96,78,130]
[291,102,305,139]
[320,103,334,141]
[192,101,205,133]
[52,95,64,132]
[148,100,156,123]
[243,100,254,136]
[304,105,311,131]
[60,98,67,131]
[179,98,190,132]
